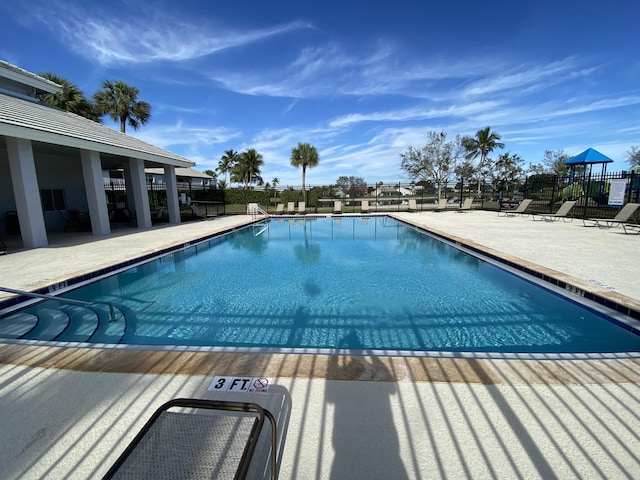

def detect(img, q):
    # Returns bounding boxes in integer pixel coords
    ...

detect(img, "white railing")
[247,203,270,219]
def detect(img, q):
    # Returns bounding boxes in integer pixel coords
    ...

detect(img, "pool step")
[21,308,70,341]
[89,303,127,344]
[0,300,128,344]
[56,305,101,342]
[0,311,39,338]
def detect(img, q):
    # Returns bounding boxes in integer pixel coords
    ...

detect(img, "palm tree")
[463,127,504,196]
[218,149,239,187]
[37,73,99,121]
[233,148,264,189]
[93,80,151,133]
[290,142,319,203]
[271,177,280,198]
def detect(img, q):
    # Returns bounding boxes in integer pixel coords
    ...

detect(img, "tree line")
[209,142,320,203]
[400,128,640,201]
[38,72,639,193]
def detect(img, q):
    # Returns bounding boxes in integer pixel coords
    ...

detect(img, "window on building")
[40,189,66,211]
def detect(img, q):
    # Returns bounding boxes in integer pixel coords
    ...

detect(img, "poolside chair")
[361,200,370,213]
[287,202,295,214]
[498,198,532,217]
[408,198,417,212]
[434,198,447,212]
[151,207,165,224]
[455,197,474,213]
[102,398,279,480]
[622,222,640,234]
[297,202,306,215]
[190,204,206,219]
[532,200,576,222]
[276,203,284,215]
[582,203,640,228]
[333,200,342,214]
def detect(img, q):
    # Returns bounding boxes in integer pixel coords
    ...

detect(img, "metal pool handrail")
[0,286,117,323]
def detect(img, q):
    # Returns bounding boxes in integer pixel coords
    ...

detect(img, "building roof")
[0,60,60,95]
[0,93,194,167]
[0,61,194,168]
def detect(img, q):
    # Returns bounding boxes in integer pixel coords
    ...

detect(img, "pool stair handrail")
[0,286,118,323]
[247,203,270,220]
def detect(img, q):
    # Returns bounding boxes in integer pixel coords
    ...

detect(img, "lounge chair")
[287,202,295,214]
[151,207,165,224]
[582,203,640,228]
[434,198,447,212]
[61,209,91,231]
[190,204,206,219]
[622,222,640,234]
[102,398,279,480]
[361,200,369,213]
[532,200,576,222]
[333,200,342,214]
[498,198,532,217]
[455,197,474,213]
[276,203,284,215]
[297,202,306,214]
[408,199,417,212]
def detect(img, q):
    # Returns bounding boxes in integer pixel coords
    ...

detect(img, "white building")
[0,61,196,249]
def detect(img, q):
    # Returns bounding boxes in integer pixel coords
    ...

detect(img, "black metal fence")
[103,169,640,222]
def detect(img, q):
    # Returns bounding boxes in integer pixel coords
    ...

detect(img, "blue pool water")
[4,217,640,353]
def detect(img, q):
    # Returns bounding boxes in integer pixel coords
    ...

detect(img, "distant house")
[371,185,414,197]
[0,60,196,249]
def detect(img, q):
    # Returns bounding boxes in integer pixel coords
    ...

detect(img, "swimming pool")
[2,216,640,355]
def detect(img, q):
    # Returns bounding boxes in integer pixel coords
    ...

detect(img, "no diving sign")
[208,376,272,393]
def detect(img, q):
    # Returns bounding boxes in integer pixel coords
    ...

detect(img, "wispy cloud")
[130,121,241,152]
[329,101,503,128]
[23,3,311,66]
[208,39,500,100]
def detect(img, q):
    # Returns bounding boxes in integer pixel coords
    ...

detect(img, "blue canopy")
[565,148,613,165]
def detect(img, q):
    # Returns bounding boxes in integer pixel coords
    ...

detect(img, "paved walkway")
[1,212,639,479]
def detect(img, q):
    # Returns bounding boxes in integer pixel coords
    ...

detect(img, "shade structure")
[565,148,613,165]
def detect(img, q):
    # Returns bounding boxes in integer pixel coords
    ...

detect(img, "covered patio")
[0,60,195,250]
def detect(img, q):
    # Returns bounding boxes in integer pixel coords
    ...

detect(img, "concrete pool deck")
[1,212,639,479]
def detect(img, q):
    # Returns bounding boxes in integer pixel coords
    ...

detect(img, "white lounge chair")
[297,202,306,214]
[361,200,369,213]
[455,197,474,213]
[287,202,295,214]
[276,203,284,215]
[434,198,447,212]
[334,200,342,214]
[532,200,576,222]
[583,203,640,228]
[408,199,417,212]
[499,198,533,217]
[190,204,205,219]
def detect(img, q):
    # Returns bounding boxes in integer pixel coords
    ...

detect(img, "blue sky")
[1,0,639,185]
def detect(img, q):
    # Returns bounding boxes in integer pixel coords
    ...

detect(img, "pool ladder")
[247,203,270,236]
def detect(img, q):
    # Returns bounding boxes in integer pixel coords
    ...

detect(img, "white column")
[5,137,48,248]
[128,158,151,228]
[164,165,181,224]
[80,149,111,234]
